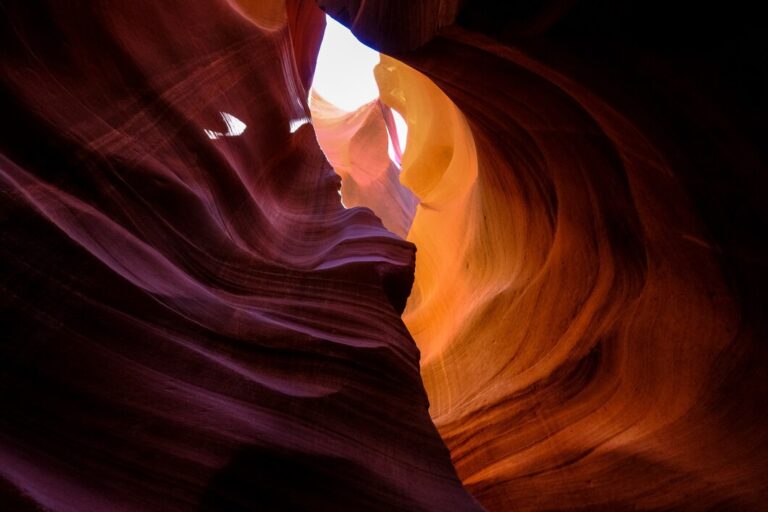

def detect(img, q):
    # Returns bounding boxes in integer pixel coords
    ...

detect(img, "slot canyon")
[1,1,767,510]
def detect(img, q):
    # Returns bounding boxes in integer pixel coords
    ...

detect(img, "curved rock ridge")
[309,93,418,239]
[0,1,483,510]
[317,0,460,53]
[397,35,760,510]
[314,1,768,510]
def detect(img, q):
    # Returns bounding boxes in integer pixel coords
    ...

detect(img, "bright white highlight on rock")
[392,109,408,149]
[386,108,409,166]
[337,189,347,208]
[289,117,311,133]
[311,15,380,112]
[205,112,247,139]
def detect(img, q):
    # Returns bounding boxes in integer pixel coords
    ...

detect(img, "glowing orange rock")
[375,56,481,366]
[309,3,768,509]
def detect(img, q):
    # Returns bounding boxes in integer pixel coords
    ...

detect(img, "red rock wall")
[2,0,767,510]
[0,2,481,510]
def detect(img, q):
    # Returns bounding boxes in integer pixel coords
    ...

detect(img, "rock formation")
[314,1,768,510]
[2,1,767,511]
[0,1,480,510]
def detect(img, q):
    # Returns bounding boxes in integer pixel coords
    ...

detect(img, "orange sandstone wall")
[313,1,768,510]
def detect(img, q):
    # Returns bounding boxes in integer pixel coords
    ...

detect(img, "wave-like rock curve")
[0,1,482,510]
[313,1,768,510]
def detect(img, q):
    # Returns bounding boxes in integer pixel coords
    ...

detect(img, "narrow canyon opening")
[307,14,486,421]
[309,14,415,237]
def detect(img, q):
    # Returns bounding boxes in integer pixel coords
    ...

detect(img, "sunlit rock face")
[313,1,768,511]
[310,94,418,238]
[307,15,419,239]
[0,1,482,510]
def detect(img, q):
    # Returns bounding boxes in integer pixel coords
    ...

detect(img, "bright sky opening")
[387,108,409,166]
[311,15,380,112]
[311,14,408,159]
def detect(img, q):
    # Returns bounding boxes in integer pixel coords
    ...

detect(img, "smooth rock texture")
[2,0,767,511]
[309,93,418,239]
[0,1,481,510]
[317,0,460,53]
[314,1,768,511]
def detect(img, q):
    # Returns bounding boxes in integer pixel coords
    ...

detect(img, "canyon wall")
[0,1,480,510]
[316,1,768,510]
[1,1,766,511]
